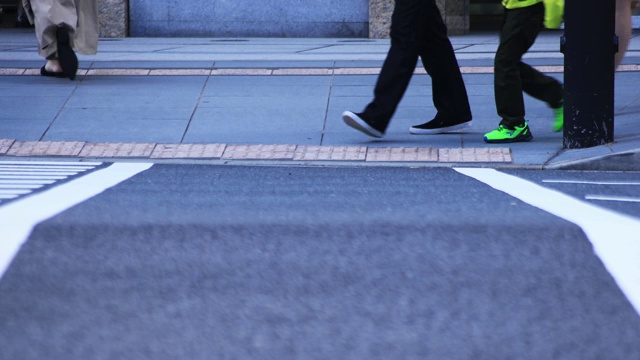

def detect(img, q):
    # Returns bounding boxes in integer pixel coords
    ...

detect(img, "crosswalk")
[0,161,102,204]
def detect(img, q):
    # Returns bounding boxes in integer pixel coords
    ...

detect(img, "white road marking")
[0,161,102,166]
[0,166,95,171]
[0,190,32,195]
[0,175,68,180]
[456,168,640,317]
[0,162,153,279]
[0,171,80,176]
[0,184,44,189]
[0,180,56,185]
[586,195,640,203]
[543,179,640,186]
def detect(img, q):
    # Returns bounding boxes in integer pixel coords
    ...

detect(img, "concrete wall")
[128,0,369,38]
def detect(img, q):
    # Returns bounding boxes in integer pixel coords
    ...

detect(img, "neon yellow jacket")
[502,0,564,29]
[543,0,564,29]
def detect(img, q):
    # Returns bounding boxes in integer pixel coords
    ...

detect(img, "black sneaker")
[410,117,472,135]
[342,111,384,138]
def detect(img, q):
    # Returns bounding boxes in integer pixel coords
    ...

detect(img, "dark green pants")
[494,3,563,129]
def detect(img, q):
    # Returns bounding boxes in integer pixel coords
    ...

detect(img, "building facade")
[99,0,471,38]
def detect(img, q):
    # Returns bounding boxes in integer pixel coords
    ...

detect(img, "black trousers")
[362,0,471,130]
[495,3,563,128]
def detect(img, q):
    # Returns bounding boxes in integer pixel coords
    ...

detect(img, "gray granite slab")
[43,118,189,143]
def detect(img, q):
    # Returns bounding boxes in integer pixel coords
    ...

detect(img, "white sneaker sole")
[410,120,472,135]
[342,111,383,138]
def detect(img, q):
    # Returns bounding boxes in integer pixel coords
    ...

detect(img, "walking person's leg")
[519,62,564,131]
[31,0,79,79]
[410,0,472,134]
[342,0,423,138]
[484,3,543,143]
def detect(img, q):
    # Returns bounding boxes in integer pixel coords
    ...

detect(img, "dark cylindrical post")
[562,0,616,148]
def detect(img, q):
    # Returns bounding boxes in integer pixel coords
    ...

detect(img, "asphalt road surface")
[0,163,639,360]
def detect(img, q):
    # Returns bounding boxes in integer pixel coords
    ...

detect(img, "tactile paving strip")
[0,140,15,154]
[438,148,512,163]
[151,144,226,159]
[0,139,512,164]
[79,143,155,157]
[366,147,438,162]
[7,141,85,156]
[0,65,575,77]
[293,146,367,161]
[222,144,297,160]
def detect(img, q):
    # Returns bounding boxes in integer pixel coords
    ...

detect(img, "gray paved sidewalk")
[1,28,639,169]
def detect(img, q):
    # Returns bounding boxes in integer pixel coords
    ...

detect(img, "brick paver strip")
[0,69,24,75]
[79,143,156,157]
[438,148,511,163]
[212,69,273,76]
[488,148,512,162]
[6,141,85,156]
[87,69,150,76]
[0,139,15,154]
[13,65,640,78]
[222,144,296,160]
[272,69,333,75]
[149,69,212,76]
[294,146,367,161]
[334,68,381,75]
[151,144,226,159]
[366,147,438,162]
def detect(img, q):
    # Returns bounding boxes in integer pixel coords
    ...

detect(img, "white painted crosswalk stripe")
[0,161,102,205]
[0,162,152,278]
[456,168,640,317]
[0,171,82,176]
[0,180,56,185]
[0,175,68,180]
[0,166,96,171]
[0,184,45,189]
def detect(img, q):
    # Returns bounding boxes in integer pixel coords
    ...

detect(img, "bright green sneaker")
[553,106,563,132]
[483,122,533,143]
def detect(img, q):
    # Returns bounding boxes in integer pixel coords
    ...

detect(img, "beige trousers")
[23,0,99,58]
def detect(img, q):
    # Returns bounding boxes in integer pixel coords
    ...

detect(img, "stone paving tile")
[438,148,512,163]
[151,143,226,159]
[222,144,296,160]
[293,146,367,161]
[366,147,438,162]
[79,142,156,157]
[0,139,16,154]
[6,141,85,156]
[149,69,212,76]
